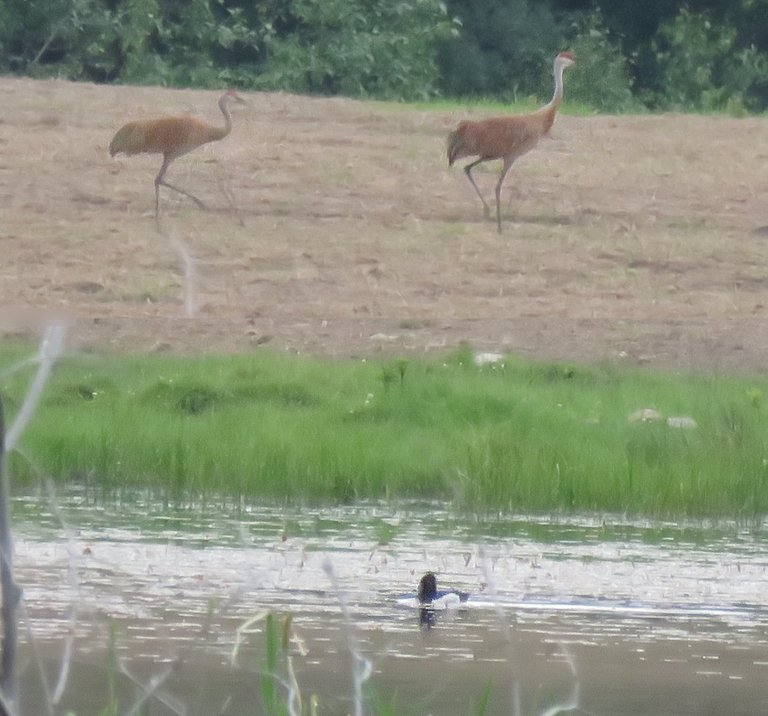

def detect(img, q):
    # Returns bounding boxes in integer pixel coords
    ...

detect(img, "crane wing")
[109,117,209,157]
[447,113,548,164]
[477,116,543,160]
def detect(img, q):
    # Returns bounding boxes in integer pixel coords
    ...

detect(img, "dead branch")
[0,394,21,714]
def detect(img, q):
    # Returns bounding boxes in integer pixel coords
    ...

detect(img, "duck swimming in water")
[413,572,470,628]
[417,572,470,607]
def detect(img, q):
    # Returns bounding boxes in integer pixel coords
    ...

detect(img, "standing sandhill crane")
[447,52,575,233]
[109,89,245,216]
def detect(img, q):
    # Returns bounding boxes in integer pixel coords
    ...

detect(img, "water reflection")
[12,488,768,715]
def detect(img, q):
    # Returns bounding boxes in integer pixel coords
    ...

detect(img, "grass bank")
[3,343,768,519]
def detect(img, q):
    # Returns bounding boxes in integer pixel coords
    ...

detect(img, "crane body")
[447,52,575,233]
[109,89,244,216]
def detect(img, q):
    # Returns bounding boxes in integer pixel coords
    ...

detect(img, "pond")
[11,488,768,715]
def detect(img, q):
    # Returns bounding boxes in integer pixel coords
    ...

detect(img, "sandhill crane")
[447,52,575,233]
[109,89,245,216]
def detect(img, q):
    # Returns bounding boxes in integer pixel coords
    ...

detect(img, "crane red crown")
[224,88,246,103]
[558,51,575,62]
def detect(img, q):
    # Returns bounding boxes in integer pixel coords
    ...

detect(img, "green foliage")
[0,0,455,99]
[260,612,282,714]
[6,345,768,519]
[472,681,493,715]
[252,0,458,100]
[0,0,116,79]
[436,0,768,111]
[255,611,321,715]
[373,518,398,545]
[437,0,561,100]
[649,7,768,112]
[564,11,638,113]
[98,623,120,716]
[0,0,259,87]
[4,0,768,110]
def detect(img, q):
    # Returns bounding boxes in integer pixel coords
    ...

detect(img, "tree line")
[2,0,767,113]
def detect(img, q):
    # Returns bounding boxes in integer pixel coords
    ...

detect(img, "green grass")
[403,96,599,117]
[3,342,768,519]
[358,90,598,118]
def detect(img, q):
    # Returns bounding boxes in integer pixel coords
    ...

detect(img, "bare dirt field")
[2,77,768,373]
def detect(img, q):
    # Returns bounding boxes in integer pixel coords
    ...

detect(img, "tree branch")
[0,393,21,714]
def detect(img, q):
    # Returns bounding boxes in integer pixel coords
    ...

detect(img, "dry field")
[2,77,768,372]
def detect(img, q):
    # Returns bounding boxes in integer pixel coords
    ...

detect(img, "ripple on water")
[11,489,768,715]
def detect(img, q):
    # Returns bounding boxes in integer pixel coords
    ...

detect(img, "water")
[11,488,768,715]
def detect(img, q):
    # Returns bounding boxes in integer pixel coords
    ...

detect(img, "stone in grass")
[473,352,504,367]
[627,408,663,423]
[666,416,698,429]
[627,408,697,430]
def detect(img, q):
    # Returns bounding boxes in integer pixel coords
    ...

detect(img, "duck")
[417,572,470,608]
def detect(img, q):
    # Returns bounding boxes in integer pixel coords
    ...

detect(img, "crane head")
[556,51,575,69]
[223,88,246,105]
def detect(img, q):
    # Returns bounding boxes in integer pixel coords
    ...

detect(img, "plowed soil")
[2,77,768,372]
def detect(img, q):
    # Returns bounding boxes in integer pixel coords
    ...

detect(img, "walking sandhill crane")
[447,52,575,233]
[109,89,245,216]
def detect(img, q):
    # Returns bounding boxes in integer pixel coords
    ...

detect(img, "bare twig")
[230,610,269,667]
[4,325,66,453]
[322,560,372,716]
[477,545,521,716]
[478,547,584,716]
[168,232,198,318]
[0,325,66,714]
[0,355,39,381]
[0,394,21,715]
[17,602,55,716]
[42,480,82,706]
[31,23,63,66]
[230,610,303,716]
[216,171,245,227]
[284,653,303,716]
[120,657,186,716]
[153,220,199,319]
[539,642,582,716]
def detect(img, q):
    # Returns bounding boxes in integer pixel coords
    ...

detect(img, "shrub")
[253,0,459,101]
[564,11,638,113]
[649,7,768,112]
[437,0,561,101]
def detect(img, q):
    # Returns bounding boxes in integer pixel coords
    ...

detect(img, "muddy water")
[11,489,768,715]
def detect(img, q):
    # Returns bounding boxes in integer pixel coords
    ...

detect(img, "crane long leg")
[463,158,493,220]
[494,157,514,234]
[154,156,207,217]
[158,180,207,210]
[154,156,172,217]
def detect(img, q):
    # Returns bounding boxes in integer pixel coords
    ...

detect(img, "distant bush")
[0,0,456,100]
[0,0,258,86]
[648,7,767,112]
[437,0,561,101]
[564,11,638,113]
[250,0,459,100]
[0,0,115,79]
[3,0,768,111]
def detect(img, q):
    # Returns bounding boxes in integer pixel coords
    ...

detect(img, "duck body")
[417,571,469,606]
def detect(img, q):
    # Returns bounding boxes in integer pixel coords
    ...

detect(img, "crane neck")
[214,94,234,141]
[547,59,567,112]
